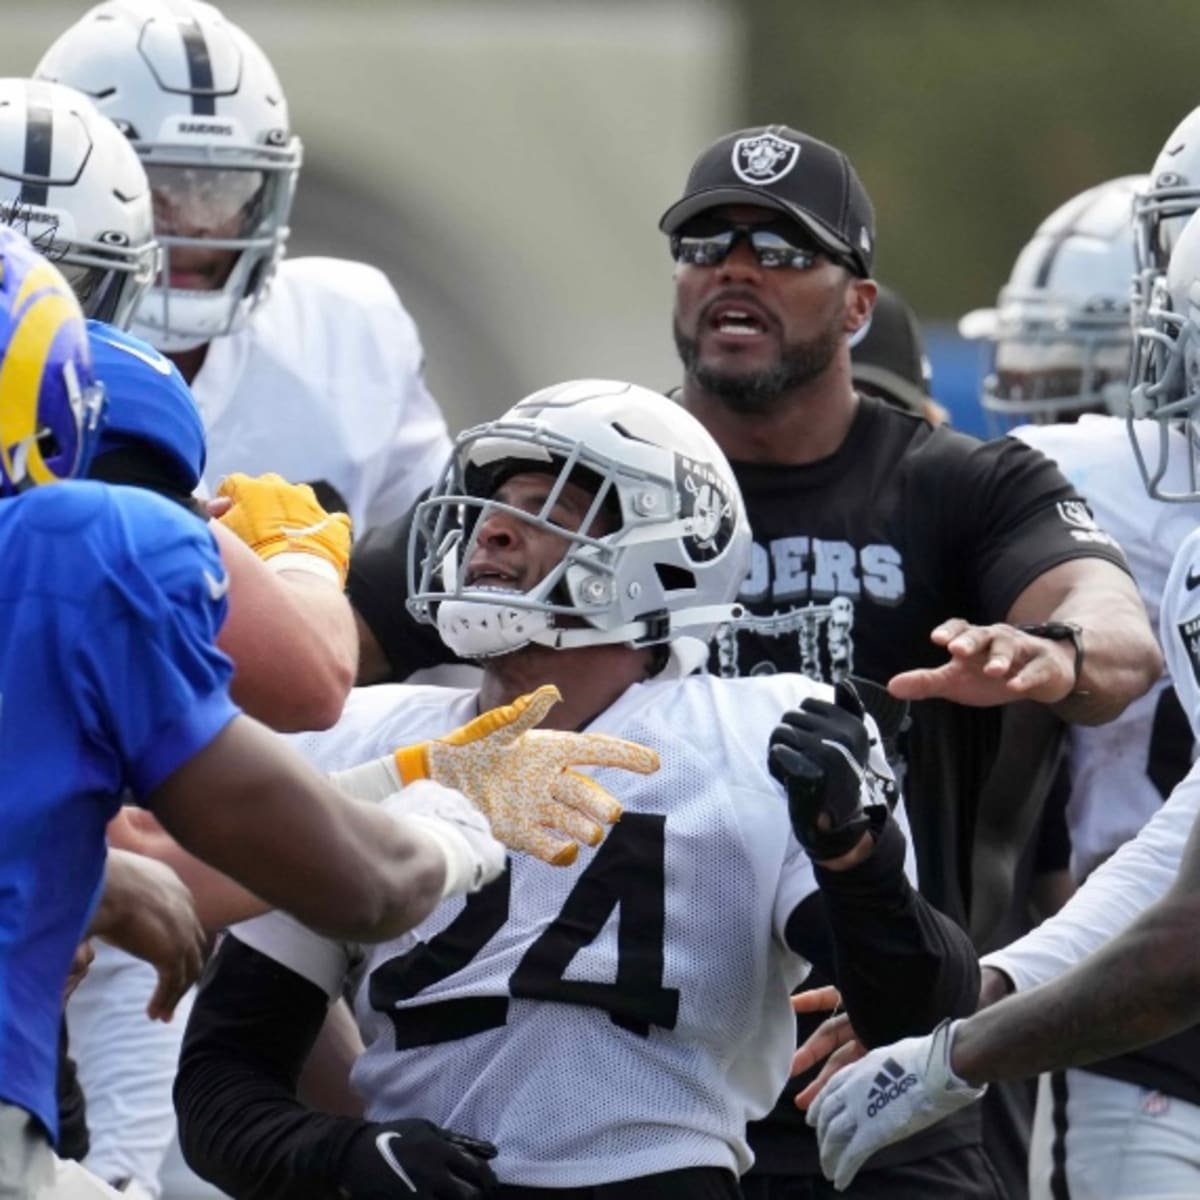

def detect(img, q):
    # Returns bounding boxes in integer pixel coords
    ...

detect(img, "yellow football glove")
[217,472,352,586]
[396,685,660,865]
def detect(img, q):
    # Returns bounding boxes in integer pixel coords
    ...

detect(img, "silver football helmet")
[0,79,157,329]
[409,379,752,661]
[1134,106,1200,328]
[959,175,1143,430]
[1129,207,1200,501]
[36,0,301,352]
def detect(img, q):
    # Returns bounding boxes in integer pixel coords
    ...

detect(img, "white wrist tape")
[267,552,342,585]
[381,782,504,900]
[400,813,486,899]
[329,755,403,803]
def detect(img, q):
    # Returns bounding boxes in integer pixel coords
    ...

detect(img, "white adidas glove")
[806,1019,987,1191]
[382,780,507,899]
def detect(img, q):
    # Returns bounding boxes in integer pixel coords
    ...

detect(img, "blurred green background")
[743,0,1200,319]
[6,0,1199,432]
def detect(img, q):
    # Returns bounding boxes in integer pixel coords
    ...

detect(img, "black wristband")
[1016,620,1086,693]
[811,807,899,898]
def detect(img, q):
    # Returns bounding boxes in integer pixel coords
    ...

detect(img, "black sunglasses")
[669,219,822,270]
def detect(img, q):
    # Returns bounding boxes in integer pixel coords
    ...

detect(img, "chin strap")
[437,596,744,659]
[530,602,745,650]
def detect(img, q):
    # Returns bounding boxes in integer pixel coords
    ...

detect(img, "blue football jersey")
[0,481,238,1141]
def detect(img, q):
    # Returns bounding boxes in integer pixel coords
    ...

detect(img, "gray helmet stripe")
[179,18,216,116]
[19,85,53,208]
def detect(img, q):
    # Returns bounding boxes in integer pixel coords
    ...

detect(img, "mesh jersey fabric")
[235,670,907,1187]
[189,257,451,536]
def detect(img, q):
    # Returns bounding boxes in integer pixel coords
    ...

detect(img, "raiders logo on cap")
[732,132,801,186]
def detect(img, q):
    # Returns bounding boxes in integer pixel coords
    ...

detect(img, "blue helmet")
[86,320,205,492]
[0,225,106,496]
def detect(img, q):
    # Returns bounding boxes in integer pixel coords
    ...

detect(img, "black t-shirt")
[715,396,1129,925]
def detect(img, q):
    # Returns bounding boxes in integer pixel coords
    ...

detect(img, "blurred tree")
[742,0,1200,316]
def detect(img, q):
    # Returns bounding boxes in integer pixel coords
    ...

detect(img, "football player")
[0,230,659,1200]
[936,172,1200,1200]
[175,379,979,1199]
[0,74,361,733]
[346,127,1164,1198]
[804,201,1200,1193]
[35,0,452,534]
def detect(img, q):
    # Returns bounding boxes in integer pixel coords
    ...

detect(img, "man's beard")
[674,314,842,414]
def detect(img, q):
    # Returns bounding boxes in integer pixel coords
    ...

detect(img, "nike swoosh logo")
[280,518,335,539]
[374,1132,418,1193]
[203,569,231,602]
[92,332,173,376]
[1187,566,1200,591]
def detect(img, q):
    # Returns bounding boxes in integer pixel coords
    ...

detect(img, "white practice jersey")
[190,257,452,535]
[1011,416,1200,878]
[983,523,1200,992]
[235,672,907,1187]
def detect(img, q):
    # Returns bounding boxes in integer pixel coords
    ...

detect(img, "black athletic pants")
[740,1146,1006,1200]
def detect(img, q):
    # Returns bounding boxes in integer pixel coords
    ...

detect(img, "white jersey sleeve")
[191,258,452,535]
[982,523,1200,991]
[1011,416,1200,878]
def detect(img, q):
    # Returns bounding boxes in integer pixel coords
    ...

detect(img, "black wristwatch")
[1015,621,1086,693]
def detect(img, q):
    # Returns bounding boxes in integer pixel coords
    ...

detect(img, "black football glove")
[337,1119,498,1199]
[769,678,873,861]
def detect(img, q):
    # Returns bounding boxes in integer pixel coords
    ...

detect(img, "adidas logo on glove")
[865,1058,919,1117]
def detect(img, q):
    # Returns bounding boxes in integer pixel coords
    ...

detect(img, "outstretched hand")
[396,685,660,866]
[888,618,1077,707]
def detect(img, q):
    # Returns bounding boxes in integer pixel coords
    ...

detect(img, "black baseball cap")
[658,124,875,277]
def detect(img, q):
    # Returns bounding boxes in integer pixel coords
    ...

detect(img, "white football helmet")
[1134,106,1200,326]
[0,79,157,329]
[959,175,1143,430]
[35,0,301,352]
[408,379,752,660]
[1129,207,1200,501]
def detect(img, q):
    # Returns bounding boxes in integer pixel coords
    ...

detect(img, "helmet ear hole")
[37,429,61,459]
[656,563,696,593]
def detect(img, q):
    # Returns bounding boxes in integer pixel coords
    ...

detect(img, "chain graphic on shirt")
[713,598,854,681]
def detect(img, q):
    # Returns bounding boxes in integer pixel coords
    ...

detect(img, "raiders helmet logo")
[676,454,736,562]
[732,133,801,186]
